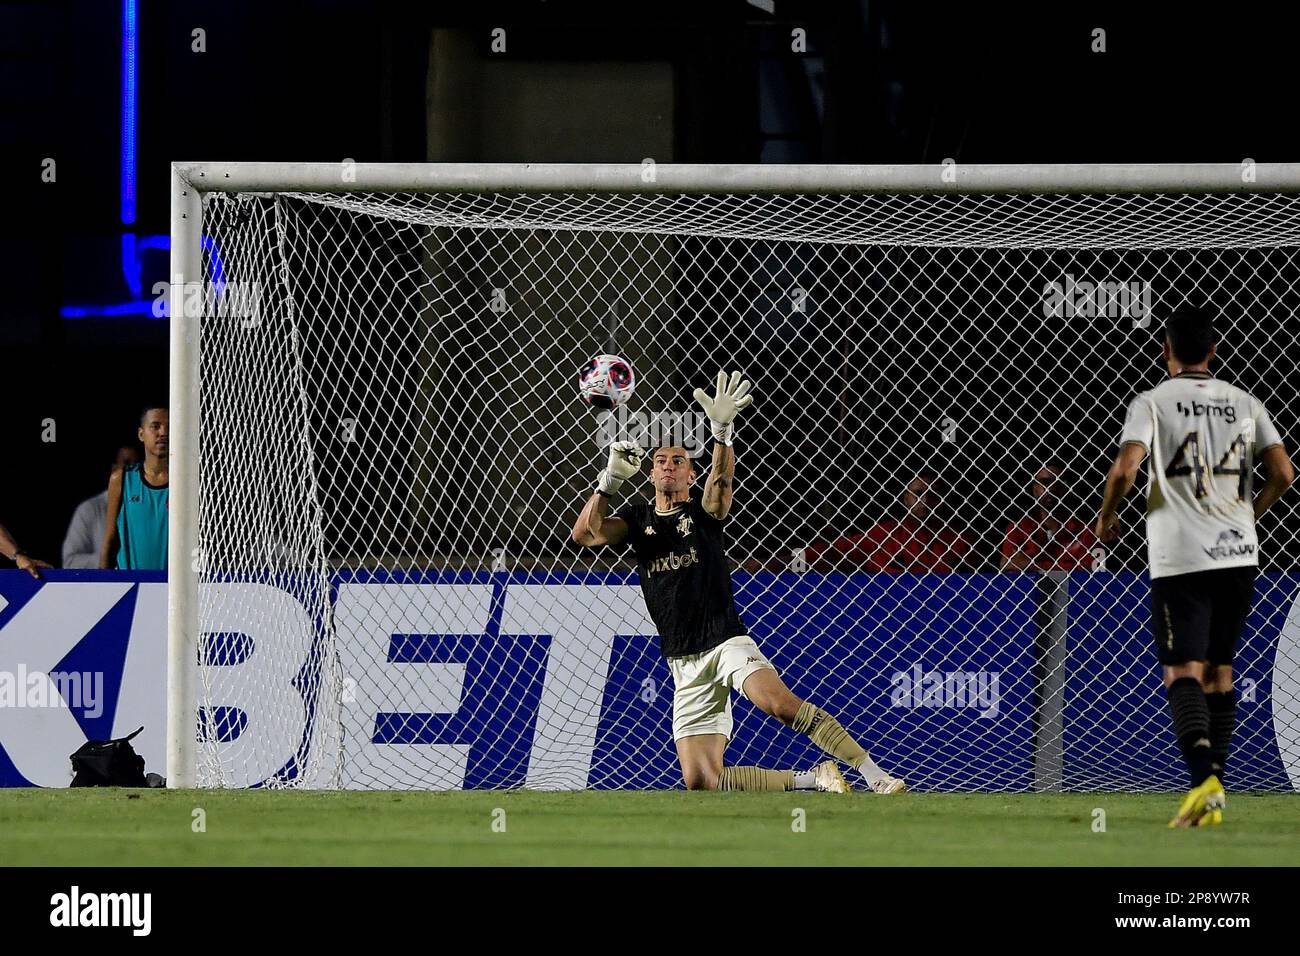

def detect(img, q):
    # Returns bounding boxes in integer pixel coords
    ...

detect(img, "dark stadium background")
[2,0,1297,568]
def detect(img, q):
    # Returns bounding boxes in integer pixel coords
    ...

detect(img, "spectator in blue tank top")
[63,444,140,568]
[101,405,169,570]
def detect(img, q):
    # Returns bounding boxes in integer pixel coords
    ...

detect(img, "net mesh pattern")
[192,188,1300,791]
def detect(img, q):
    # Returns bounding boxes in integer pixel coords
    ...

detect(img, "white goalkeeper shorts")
[667,635,777,741]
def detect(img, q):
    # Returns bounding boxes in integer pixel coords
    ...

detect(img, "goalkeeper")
[572,370,905,794]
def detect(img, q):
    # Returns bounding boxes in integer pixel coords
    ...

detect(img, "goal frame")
[167,160,1300,788]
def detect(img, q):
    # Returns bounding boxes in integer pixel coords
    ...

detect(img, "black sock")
[1205,690,1236,784]
[1167,677,1213,787]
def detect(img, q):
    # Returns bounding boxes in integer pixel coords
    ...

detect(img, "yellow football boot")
[1168,774,1223,828]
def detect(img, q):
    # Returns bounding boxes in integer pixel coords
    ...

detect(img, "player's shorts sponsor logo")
[1202,529,1255,560]
[889,664,1000,718]
[1176,399,1238,423]
[646,546,699,575]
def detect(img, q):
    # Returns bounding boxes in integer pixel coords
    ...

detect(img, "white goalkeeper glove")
[693,369,753,446]
[596,440,643,496]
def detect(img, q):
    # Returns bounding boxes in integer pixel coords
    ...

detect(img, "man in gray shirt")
[63,445,139,568]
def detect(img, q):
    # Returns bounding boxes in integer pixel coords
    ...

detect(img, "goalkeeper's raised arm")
[693,369,751,520]
[570,440,640,547]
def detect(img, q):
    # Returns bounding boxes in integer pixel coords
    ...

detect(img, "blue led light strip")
[63,1,225,320]
[120,0,137,226]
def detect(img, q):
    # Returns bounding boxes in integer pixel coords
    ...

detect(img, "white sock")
[792,769,817,790]
[857,753,889,786]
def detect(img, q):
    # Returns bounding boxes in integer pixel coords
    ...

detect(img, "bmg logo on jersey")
[1176,399,1238,423]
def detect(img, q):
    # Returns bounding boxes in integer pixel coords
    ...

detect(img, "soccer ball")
[578,353,635,410]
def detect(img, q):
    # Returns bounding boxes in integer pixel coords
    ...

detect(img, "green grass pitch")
[2,790,1297,866]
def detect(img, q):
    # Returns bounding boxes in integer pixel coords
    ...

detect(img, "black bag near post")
[69,726,149,787]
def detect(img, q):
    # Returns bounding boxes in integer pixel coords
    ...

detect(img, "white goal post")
[168,162,1300,791]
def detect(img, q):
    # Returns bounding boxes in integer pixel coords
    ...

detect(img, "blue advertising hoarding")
[0,570,1295,791]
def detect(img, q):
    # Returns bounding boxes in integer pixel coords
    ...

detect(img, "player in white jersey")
[1094,307,1294,827]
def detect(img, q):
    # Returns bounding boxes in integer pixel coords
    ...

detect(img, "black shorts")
[1150,566,1257,666]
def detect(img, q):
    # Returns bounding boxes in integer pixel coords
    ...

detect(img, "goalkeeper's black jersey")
[613,492,747,658]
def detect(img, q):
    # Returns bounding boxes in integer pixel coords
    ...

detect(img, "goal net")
[171,163,1300,791]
